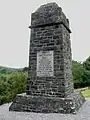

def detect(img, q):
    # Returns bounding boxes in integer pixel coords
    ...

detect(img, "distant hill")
[0,66,23,73]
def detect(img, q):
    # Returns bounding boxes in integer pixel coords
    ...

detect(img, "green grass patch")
[81,88,90,98]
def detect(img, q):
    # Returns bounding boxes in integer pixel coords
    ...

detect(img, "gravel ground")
[0,99,90,120]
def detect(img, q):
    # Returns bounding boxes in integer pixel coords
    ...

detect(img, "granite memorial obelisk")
[9,2,85,114]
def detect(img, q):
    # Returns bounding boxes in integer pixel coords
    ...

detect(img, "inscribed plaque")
[37,51,54,77]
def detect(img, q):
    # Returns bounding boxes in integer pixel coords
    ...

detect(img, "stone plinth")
[9,2,85,114]
[9,91,85,114]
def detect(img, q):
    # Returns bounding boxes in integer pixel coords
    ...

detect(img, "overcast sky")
[0,0,90,68]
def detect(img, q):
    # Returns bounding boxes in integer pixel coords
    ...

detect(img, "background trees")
[0,71,27,105]
[72,60,88,88]
[83,56,90,70]
[72,56,90,88]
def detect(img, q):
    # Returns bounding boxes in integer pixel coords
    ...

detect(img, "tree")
[23,67,29,72]
[72,60,87,88]
[83,56,90,70]
[0,71,27,105]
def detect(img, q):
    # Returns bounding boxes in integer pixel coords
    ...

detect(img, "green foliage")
[84,70,90,85]
[23,67,29,72]
[82,56,90,87]
[72,60,90,88]
[83,56,90,70]
[0,68,11,74]
[0,72,27,105]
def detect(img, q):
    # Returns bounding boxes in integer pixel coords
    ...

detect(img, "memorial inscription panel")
[37,51,54,77]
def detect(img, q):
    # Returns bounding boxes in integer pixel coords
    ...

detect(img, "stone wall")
[27,2,73,97]
[62,25,74,96]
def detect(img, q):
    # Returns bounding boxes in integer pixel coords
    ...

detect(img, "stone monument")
[9,2,85,114]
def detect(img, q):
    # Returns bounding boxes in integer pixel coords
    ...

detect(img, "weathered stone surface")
[27,2,73,98]
[9,91,85,114]
[9,2,85,114]
[30,2,70,30]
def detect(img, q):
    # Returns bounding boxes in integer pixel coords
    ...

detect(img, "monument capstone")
[9,2,85,114]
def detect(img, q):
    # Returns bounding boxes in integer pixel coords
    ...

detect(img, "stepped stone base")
[9,91,85,114]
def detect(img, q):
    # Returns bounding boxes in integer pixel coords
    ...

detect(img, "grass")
[79,87,90,98]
